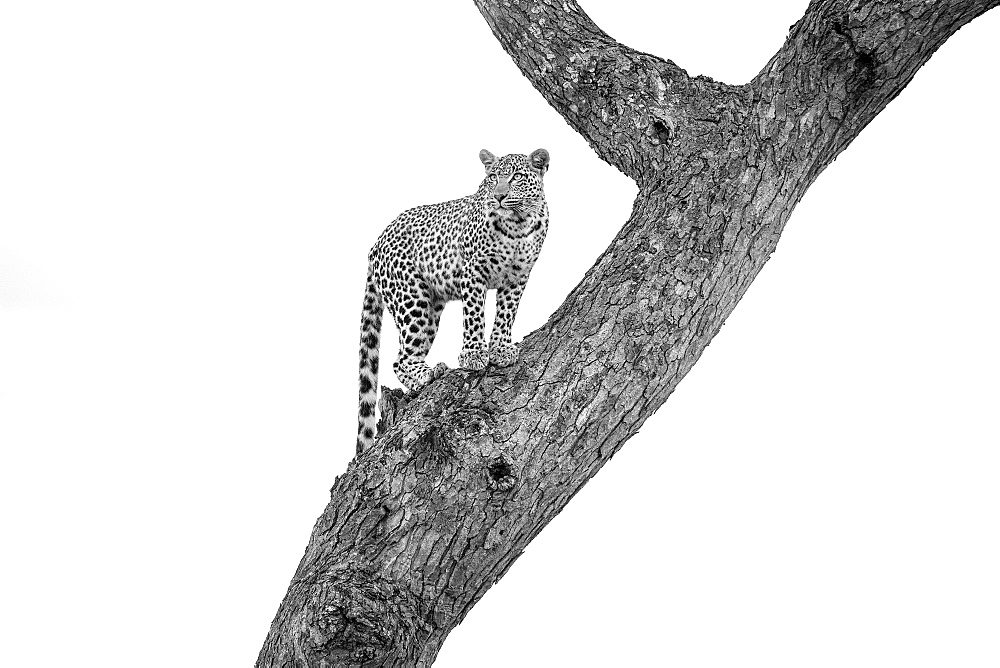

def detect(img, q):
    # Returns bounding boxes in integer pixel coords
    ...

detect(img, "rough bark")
[257,1,998,665]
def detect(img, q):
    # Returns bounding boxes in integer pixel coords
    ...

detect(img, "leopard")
[356,148,550,453]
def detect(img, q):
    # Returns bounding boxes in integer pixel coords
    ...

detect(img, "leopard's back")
[369,196,474,302]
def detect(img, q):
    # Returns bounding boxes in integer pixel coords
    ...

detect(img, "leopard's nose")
[495,191,506,202]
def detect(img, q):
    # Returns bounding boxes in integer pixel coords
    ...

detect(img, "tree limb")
[751,0,1000,197]
[257,1,998,665]
[473,0,709,180]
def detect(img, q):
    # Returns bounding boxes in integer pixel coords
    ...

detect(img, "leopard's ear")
[479,149,496,172]
[529,148,550,175]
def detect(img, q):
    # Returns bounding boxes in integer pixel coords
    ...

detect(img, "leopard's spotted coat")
[356,149,550,453]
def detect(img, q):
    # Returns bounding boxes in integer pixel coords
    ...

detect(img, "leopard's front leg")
[490,283,524,367]
[458,278,488,371]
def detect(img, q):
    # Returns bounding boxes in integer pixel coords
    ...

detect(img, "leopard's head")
[478,149,549,215]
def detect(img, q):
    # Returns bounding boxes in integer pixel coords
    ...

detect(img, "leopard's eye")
[511,173,524,183]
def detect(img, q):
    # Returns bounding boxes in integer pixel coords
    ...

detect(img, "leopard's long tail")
[357,268,383,454]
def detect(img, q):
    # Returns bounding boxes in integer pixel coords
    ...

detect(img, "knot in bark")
[295,568,431,667]
[486,453,518,491]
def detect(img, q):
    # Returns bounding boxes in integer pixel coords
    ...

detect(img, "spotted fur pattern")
[356,149,550,453]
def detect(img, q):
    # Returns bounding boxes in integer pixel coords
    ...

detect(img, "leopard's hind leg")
[387,278,447,392]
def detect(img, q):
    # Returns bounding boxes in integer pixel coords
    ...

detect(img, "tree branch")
[257,1,998,665]
[750,0,1000,201]
[472,0,711,180]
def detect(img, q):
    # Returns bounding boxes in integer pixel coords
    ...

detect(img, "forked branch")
[257,2,998,666]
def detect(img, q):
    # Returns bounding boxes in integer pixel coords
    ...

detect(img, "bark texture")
[258,1,998,665]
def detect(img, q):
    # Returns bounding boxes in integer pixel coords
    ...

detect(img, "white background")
[1,1,998,666]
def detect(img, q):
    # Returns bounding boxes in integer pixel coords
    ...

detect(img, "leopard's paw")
[490,342,518,367]
[458,348,489,371]
[411,362,449,390]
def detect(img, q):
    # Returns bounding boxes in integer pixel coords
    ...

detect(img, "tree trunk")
[257,1,998,665]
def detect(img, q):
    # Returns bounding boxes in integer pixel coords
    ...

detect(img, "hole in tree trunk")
[486,455,516,490]
[651,119,672,144]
